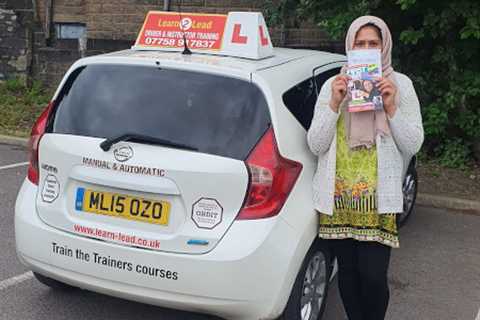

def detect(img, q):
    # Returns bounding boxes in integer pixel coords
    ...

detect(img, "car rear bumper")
[15,179,305,320]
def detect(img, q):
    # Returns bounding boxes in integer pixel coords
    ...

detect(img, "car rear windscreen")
[52,64,271,160]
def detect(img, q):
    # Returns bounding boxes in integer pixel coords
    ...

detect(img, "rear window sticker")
[41,174,60,203]
[82,157,165,177]
[191,197,223,229]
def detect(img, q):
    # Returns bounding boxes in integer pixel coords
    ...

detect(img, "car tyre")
[397,166,418,228]
[279,240,331,320]
[33,272,76,290]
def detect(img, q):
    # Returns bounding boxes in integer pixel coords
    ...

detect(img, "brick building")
[0,0,341,87]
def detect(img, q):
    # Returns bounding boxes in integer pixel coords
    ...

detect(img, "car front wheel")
[279,240,331,320]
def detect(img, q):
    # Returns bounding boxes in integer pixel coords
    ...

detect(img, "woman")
[307,16,424,320]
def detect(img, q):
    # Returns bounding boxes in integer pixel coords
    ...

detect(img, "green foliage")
[262,0,301,27]
[263,0,480,167]
[0,78,52,137]
[399,28,424,45]
[436,138,472,169]
[4,78,25,92]
[396,0,416,10]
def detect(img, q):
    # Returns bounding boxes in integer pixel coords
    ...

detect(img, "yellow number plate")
[75,188,170,225]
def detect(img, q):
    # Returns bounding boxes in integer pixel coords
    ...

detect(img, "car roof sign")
[132,11,274,60]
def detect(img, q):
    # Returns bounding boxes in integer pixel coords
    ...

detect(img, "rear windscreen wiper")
[100,133,198,152]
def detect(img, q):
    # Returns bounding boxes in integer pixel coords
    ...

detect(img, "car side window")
[282,67,341,130]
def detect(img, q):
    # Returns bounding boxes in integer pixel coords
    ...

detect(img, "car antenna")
[178,0,192,55]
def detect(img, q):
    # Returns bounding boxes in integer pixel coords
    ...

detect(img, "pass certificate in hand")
[347,49,383,112]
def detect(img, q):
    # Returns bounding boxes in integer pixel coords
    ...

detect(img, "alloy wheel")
[398,172,417,226]
[300,252,327,320]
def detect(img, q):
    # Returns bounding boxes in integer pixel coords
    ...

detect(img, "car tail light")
[27,101,54,185]
[236,127,302,220]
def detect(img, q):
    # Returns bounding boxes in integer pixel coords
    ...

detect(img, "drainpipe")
[280,2,287,47]
[23,0,38,87]
[44,0,53,45]
[163,0,170,11]
[78,33,87,58]
[31,0,38,21]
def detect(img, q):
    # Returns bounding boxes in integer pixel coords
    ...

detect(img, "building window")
[55,23,86,40]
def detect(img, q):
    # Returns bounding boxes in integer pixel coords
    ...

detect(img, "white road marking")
[475,307,480,320]
[0,271,34,291]
[0,162,29,171]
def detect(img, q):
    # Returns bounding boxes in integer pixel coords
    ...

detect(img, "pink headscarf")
[341,16,396,149]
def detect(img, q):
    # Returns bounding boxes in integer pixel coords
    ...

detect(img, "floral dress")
[318,113,399,248]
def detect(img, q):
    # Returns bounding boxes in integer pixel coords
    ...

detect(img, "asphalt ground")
[1,143,479,320]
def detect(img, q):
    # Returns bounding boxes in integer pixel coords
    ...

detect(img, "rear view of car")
[33,63,283,255]
[15,54,317,319]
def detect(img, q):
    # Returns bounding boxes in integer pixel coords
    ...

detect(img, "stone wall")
[35,0,261,41]
[34,0,336,48]
[0,2,29,81]
[2,0,341,88]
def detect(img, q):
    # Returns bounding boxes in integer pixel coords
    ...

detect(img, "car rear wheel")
[397,167,418,228]
[33,272,76,290]
[279,240,331,320]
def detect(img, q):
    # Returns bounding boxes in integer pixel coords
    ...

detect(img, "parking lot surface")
[1,143,479,320]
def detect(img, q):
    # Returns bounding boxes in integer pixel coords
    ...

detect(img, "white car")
[15,47,417,320]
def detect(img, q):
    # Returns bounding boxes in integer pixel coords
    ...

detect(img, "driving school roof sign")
[133,11,274,60]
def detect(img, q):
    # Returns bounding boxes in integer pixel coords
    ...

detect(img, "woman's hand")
[377,77,397,118]
[330,75,349,113]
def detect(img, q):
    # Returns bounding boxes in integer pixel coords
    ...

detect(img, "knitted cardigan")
[307,72,424,215]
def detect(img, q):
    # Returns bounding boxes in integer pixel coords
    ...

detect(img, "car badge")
[113,145,134,162]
